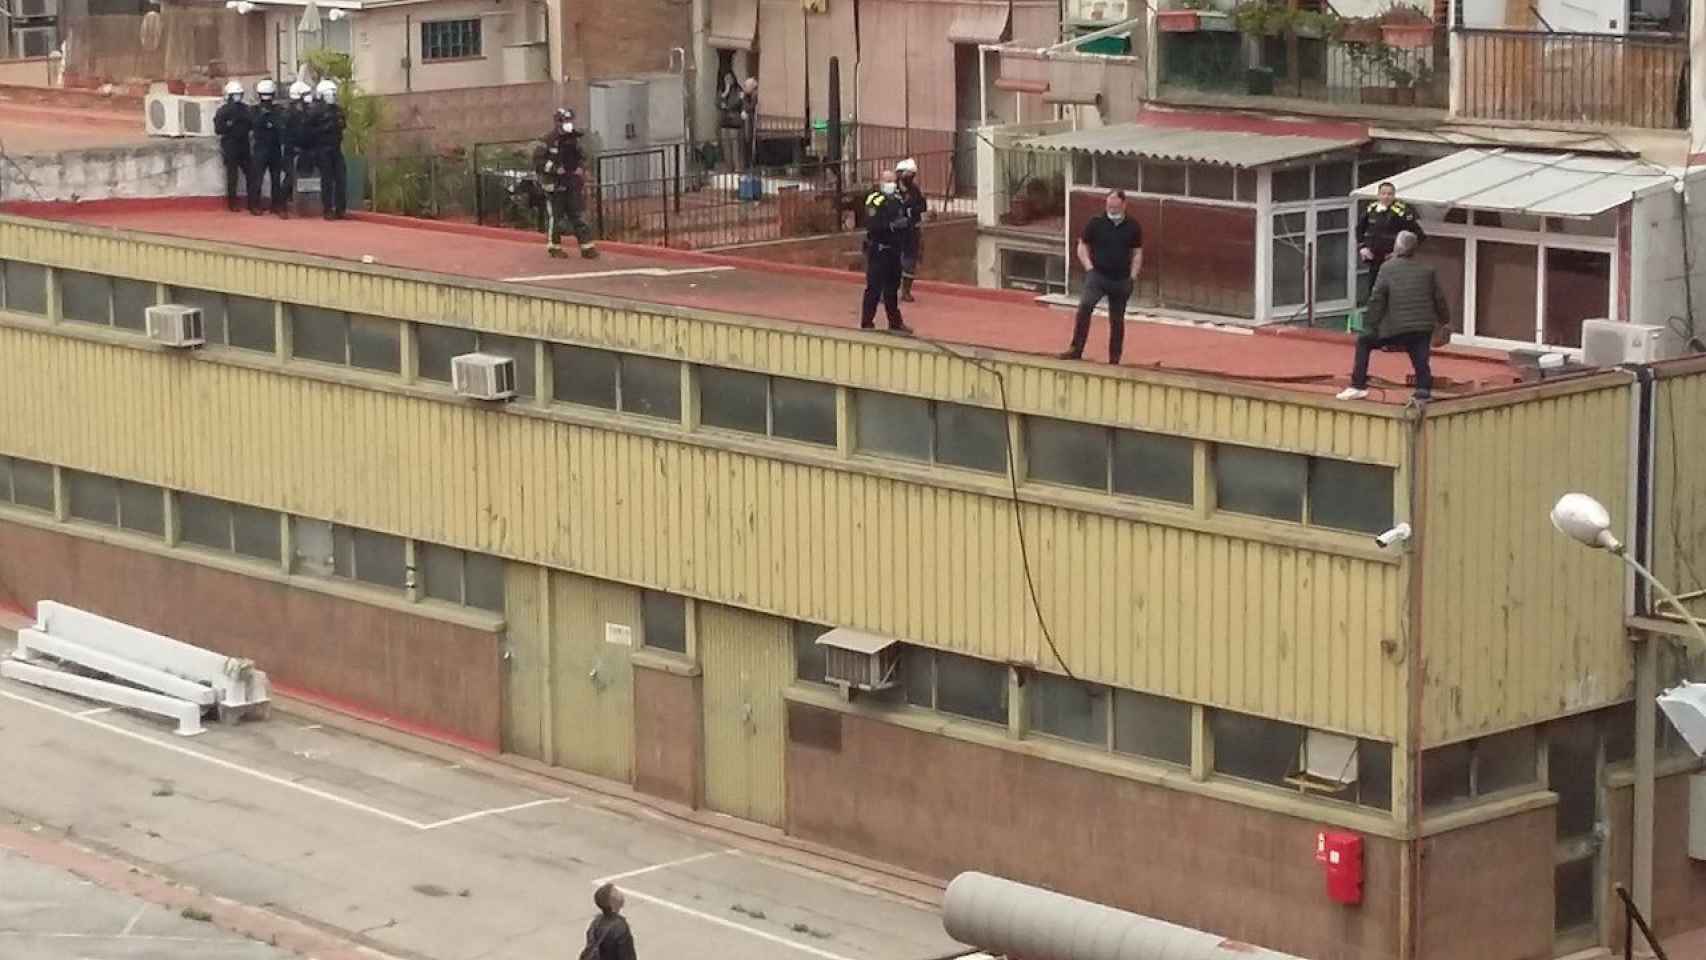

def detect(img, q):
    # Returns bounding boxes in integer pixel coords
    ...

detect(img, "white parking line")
[118,904,146,937]
[421,797,572,830]
[0,689,430,831]
[595,849,736,884]
[617,888,861,960]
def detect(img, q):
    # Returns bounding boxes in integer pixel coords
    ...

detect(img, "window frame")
[1025,415,1195,507]
[420,17,484,62]
[1212,443,1394,533]
[853,390,1010,477]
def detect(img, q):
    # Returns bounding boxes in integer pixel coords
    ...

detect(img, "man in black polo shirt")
[1059,189,1143,364]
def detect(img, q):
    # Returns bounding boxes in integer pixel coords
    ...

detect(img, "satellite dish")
[139,11,162,52]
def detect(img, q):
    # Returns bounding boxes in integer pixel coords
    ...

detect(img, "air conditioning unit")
[815,628,899,692]
[451,352,518,400]
[1581,319,1685,367]
[16,0,59,19]
[145,304,205,347]
[145,91,183,137]
[13,25,58,58]
[1303,730,1359,784]
[178,97,223,138]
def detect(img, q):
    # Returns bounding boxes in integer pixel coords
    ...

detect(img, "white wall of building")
[1630,178,1706,348]
[264,0,535,95]
[1,141,224,203]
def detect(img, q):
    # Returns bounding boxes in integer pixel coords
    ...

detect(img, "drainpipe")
[403,13,413,92]
[1626,363,1659,933]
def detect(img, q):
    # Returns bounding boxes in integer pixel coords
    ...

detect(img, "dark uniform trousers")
[861,241,904,328]
[222,143,258,213]
[547,185,593,249]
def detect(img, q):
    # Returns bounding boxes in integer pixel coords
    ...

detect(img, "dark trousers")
[280,149,298,209]
[900,231,921,279]
[1360,254,1388,305]
[861,243,903,328]
[1068,271,1132,361]
[1351,329,1434,393]
[256,149,285,213]
[221,145,257,212]
[318,147,347,218]
[547,188,592,247]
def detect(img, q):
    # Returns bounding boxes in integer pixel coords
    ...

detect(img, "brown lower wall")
[1418,807,1555,960]
[0,520,502,749]
[715,218,979,286]
[1609,774,1706,941]
[632,665,702,807]
[785,704,1401,960]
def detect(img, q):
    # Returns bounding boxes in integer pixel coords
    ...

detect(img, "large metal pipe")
[943,873,1306,960]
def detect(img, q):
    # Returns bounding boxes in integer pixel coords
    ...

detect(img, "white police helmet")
[896,157,918,175]
[288,80,311,102]
[222,80,244,101]
[255,78,277,100]
[315,79,338,103]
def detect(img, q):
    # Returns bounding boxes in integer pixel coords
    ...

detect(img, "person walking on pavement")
[280,80,313,216]
[535,107,599,259]
[213,80,260,215]
[1356,181,1423,300]
[311,79,347,220]
[250,78,287,217]
[895,157,927,303]
[1059,189,1142,364]
[859,169,913,335]
[581,883,638,960]
[1336,231,1450,402]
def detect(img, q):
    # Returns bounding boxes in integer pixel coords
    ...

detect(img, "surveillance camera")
[1374,522,1412,549]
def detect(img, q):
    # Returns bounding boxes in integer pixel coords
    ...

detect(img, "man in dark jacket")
[212,80,259,215]
[280,80,313,215]
[1356,181,1424,298]
[310,79,347,220]
[895,157,927,302]
[1337,231,1450,402]
[859,169,912,335]
[584,883,638,960]
[1059,189,1142,364]
[534,107,598,259]
[251,78,287,216]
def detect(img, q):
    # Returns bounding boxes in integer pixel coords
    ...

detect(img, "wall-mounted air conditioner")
[452,352,517,400]
[146,305,205,348]
[16,0,59,20]
[1581,319,1685,367]
[145,90,183,137]
[13,25,58,58]
[178,97,223,138]
[816,628,899,693]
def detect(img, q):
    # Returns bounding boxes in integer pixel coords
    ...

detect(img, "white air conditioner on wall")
[13,25,58,58]
[145,91,184,137]
[451,353,518,401]
[815,628,900,693]
[178,97,223,138]
[17,0,59,19]
[146,305,205,348]
[1580,319,1684,367]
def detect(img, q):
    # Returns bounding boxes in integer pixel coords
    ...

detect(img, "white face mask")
[561,122,574,134]
[879,182,897,196]
[1106,210,1124,223]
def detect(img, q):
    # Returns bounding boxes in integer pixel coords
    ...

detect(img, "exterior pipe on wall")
[942,872,1308,960]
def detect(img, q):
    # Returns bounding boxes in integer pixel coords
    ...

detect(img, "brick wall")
[375,82,571,156]
[715,218,979,285]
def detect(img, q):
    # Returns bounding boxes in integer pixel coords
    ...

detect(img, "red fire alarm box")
[1316,830,1363,906]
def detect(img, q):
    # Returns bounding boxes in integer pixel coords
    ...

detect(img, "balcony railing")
[1158,30,1449,110]
[1457,28,1688,130]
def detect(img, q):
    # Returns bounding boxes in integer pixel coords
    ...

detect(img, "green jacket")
[1366,256,1449,339]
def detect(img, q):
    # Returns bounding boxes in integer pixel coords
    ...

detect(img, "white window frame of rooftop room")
[1263,156,1361,324]
[1419,207,1619,355]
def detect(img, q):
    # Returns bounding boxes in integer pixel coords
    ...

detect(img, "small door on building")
[1548,713,1605,953]
[501,563,549,762]
[548,573,637,783]
[700,604,791,827]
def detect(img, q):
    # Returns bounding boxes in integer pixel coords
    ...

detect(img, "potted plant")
[1293,9,1340,37]
[1379,3,1434,49]
[1158,0,1212,33]
[1006,173,1039,225]
[1233,0,1293,35]
[1340,16,1382,42]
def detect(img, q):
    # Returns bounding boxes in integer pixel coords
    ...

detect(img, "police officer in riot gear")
[894,157,927,303]
[534,107,598,259]
[213,80,260,214]
[312,79,347,220]
[251,78,287,216]
[1356,181,1424,299]
[859,169,912,335]
[280,80,313,216]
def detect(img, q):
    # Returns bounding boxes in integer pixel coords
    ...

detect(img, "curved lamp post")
[1551,493,1706,650]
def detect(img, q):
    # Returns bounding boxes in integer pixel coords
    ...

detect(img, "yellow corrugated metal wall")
[502,564,548,761]
[1651,366,1706,618]
[1417,379,1633,746]
[698,602,791,826]
[0,326,1411,738]
[549,572,639,782]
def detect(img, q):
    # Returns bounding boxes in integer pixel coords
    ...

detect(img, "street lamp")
[1550,492,1706,941]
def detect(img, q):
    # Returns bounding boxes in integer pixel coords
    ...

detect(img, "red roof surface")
[6,198,1524,403]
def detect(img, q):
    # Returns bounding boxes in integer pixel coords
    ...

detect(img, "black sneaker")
[887,323,914,337]
[1056,350,1082,361]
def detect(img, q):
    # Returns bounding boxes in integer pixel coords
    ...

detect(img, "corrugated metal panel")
[549,572,637,782]
[502,562,549,762]
[0,219,1409,461]
[1652,369,1706,618]
[1349,149,1674,218]
[1020,123,1365,168]
[699,602,790,826]
[1418,383,1633,746]
[0,327,1410,736]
